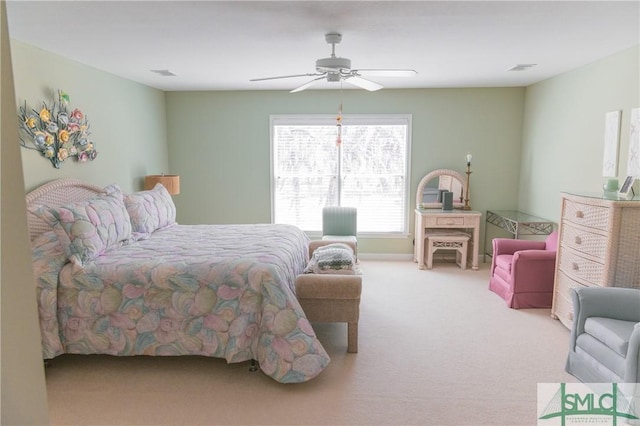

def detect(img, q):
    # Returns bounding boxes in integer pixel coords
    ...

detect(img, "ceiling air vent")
[507,64,537,72]
[150,69,177,77]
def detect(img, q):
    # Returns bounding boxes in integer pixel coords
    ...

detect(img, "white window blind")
[271,114,411,234]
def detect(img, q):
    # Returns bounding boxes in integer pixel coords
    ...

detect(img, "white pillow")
[304,243,360,275]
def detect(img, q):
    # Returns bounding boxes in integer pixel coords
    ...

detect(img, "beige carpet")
[45,259,576,425]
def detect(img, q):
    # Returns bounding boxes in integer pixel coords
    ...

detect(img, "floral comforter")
[32,223,330,383]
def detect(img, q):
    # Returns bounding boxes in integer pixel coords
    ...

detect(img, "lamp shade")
[144,174,180,195]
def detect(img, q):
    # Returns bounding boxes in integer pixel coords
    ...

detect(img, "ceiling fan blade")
[290,76,326,93]
[346,75,383,92]
[355,69,418,77]
[250,73,323,82]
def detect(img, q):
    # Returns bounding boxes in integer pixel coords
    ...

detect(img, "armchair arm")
[570,287,640,351]
[512,250,557,262]
[492,238,546,256]
[624,322,640,383]
[508,249,557,295]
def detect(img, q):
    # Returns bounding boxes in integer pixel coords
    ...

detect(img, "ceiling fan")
[250,33,417,93]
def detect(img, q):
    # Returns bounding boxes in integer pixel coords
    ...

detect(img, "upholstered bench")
[295,240,362,353]
[425,230,470,270]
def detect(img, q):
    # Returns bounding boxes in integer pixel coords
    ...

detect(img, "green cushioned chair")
[322,207,357,247]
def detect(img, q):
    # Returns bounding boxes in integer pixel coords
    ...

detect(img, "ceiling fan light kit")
[250,32,417,93]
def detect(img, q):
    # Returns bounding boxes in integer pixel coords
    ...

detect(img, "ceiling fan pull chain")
[336,102,343,146]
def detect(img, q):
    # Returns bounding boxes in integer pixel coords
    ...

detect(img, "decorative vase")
[603,178,619,193]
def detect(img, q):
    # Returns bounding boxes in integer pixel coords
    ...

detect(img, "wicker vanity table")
[414,208,482,270]
[414,168,481,270]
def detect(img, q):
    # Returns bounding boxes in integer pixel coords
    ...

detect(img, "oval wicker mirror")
[415,169,466,209]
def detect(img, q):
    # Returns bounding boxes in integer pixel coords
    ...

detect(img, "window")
[271,114,411,235]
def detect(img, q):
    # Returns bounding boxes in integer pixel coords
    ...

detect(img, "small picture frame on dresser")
[618,176,636,197]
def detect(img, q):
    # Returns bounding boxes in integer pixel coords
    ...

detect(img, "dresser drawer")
[560,223,608,259]
[558,248,604,286]
[563,199,610,230]
[437,216,465,226]
[553,271,587,329]
[553,289,575,329]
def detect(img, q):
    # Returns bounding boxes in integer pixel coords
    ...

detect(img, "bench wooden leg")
[347,321,358,353]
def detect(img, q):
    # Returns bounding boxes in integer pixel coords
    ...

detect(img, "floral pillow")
[304,243,361,275]
[29,185,132,266]
[124,183,176,240]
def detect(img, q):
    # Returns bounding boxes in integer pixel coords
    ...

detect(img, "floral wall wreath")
[18,90,97,169]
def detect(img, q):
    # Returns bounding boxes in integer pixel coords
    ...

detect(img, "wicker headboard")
[25,178,105,241]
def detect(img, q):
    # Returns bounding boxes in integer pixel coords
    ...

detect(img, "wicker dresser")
[551,192,640,329]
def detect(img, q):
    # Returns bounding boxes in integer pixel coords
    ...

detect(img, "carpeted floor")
[44,259,576,425]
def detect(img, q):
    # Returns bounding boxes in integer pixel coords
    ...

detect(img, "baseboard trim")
[358,253,414,261]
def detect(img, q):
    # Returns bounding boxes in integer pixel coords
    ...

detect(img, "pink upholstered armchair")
[488,231,559,309]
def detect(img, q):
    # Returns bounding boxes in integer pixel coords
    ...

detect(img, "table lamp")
[463,153,472,210]
[144,174,180,195]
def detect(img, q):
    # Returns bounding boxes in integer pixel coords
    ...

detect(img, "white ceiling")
[6,1,640,92]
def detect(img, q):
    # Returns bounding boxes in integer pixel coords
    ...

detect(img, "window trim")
[270,114,412,238]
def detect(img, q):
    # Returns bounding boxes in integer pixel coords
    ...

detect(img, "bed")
[27,178,330,383]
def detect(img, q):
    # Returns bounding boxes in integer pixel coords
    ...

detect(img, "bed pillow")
[303,243,360,275]
[28,185,132,266]
[124,183,176,240]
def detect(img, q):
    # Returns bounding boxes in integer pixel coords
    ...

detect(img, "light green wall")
[520,46,640,222]
[10,40,169,193]
[166,88,525,254]
[9,35,638,253]
[1,3,49,423]
[4,37,170,423]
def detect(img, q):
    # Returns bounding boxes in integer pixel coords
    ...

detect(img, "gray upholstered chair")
[566,286,640,383]
[322,206,357,246]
